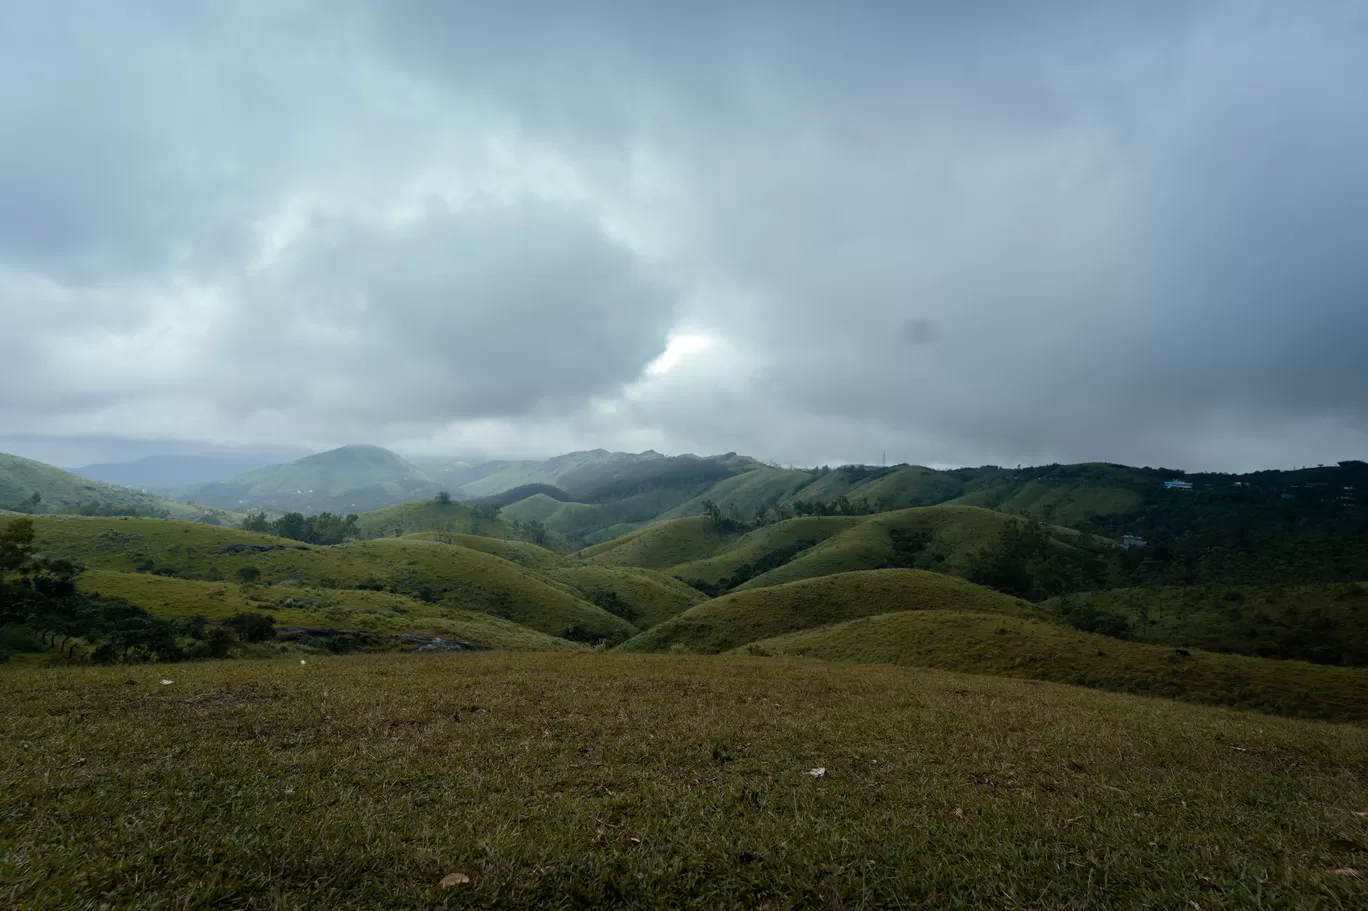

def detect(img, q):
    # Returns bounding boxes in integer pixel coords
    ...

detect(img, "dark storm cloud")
[3,0,1367,468]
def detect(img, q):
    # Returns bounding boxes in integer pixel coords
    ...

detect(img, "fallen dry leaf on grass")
[807,767,826,778]
[1331,868,1359,878]
[953,807,965,819]
[439,872,470,887]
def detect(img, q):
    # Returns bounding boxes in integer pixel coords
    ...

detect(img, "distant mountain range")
[7,443,1366,562]
[77,452,301,490]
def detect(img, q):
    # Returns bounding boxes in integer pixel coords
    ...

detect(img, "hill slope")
[619,569,1033,654]
[0,452,238,522]
[180,445,443,515]
[741,609,1368,721]
[76,570,579,651]
[2,514,636,644]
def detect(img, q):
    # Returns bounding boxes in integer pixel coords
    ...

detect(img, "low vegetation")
[1047,582,1368,666]
[741,609,1368,722]
[2,652,1365,909]
[619,569,1035,654]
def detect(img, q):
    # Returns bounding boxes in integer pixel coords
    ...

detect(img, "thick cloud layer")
[3,0,1367,470]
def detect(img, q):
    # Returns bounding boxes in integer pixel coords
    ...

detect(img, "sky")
[3,0,1368,472]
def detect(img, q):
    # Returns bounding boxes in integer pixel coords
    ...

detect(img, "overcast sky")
[3,1,1368,471]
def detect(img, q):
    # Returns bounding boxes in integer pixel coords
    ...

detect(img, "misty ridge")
[4,1,1368,908]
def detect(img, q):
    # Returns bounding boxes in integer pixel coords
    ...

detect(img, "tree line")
[239,511,359,544]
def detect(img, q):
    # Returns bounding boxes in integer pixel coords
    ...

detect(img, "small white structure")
[1164,479,1193,491]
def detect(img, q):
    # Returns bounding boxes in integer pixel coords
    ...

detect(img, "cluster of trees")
[2,491,170,519]
[1,517,272,663]
[968,520,1109,603]
[240,511,358,544]
[700,496,886,533]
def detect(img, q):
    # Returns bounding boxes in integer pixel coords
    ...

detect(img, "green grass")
[578,516,738,570]
[580,507,1092,596]
[543,564,706,630]
[667,516,863,585]
[402,532,565,570]
[75,571,579,651]
[3,515,637,643]
[740,609,1368,722]
[946,471,1147,528]
[3,652,1367,908]
[619,569,1033,654]
[336,540,637,641]
[734,506,1084,592]
[1046,583,1368,666]
[354,498,553,545]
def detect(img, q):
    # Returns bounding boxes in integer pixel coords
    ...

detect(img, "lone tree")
[435,491,452,505]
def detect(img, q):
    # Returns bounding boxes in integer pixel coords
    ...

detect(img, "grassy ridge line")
[77,571,581,651]
[2,652,1365,908]
[738,609,1368,722]
[543,564,707,630]
[619,569,1034,654]
[736,506,1091,592]
[400,531,565,570]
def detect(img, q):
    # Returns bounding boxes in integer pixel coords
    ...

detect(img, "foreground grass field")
[2,653,1365,909]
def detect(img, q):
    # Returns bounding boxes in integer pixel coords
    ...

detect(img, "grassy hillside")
[666,515,863,585]
[580,506,1092,600]
[0,452,237,522]
[578,516,738,570]
[543,564,706,630]
[732,506,1088,592]
[4,652,1365,908]
[180,445,443,515]
[1047,582,1368,666]
[620,569,1033,654]
[2,515,635,644]
[653,466,813,522]
[402,532,565,570]
[352,497,563,546]
[76,571,579,651]
[742,610,1368,722]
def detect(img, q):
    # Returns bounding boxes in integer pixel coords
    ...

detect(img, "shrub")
[235,566,261,585]
[225,612,275,643]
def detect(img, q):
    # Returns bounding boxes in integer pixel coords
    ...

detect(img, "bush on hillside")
[226,612,276,643]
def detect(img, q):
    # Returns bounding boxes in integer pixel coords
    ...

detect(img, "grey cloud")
[4,0,1368,469]
[224,202,676,425]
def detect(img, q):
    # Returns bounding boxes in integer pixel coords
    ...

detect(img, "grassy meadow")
[2,652,1366,909]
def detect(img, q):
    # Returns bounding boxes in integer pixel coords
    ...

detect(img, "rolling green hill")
[738,609,1368,722]
[76,570,580,651]
[578,506,1098,601]
[401,532,565,570]
[619,569,1034,654]
[0,452,239,523]
[3,514,711,646]
[353,497,568,549]
[543,564,707,630]
[179,445,444,515]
